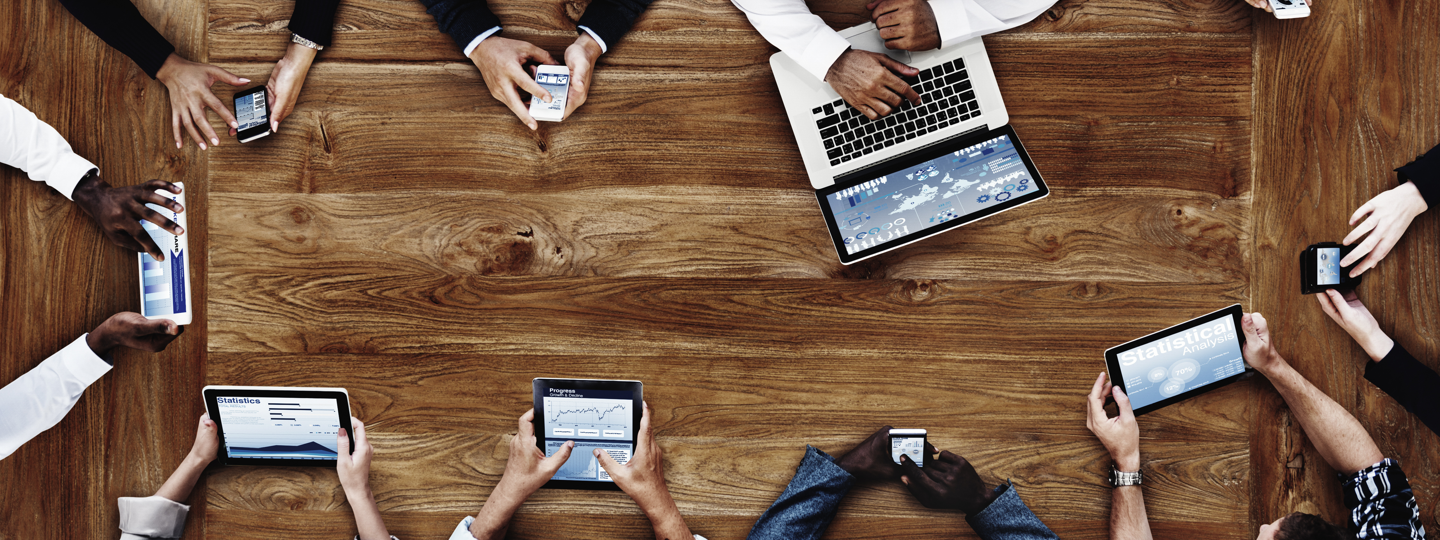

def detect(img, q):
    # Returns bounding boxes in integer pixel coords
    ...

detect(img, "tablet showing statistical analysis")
[1104,305,1250,416]
[532,378,643,490]
[202,386,353,466]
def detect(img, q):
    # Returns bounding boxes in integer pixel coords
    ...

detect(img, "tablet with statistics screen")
[533,378,642,490]
[1104,304,1250,416]
[816,124,1047,264]
[202,386,353,466]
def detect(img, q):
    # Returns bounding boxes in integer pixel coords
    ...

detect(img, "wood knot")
[1044,7,1064,21]
[290,206,312,224]
[563,1,589,22]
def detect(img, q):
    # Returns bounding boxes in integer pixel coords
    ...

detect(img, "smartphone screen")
[890,433,925,466]
[1317,247,1340,285]
[234,88,271,142]
[529,68,570,122]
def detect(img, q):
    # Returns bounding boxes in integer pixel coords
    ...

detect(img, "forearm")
[1261,360,1384,473]
[153,454,210,502]
[1110,486,1153,540]
[0,95,98,199]
[469,480,530,540]
[344,487,391,540]
[1366,344,1440,436]
[289,0,343,46]
[729,0,850,81]
[0,336,111,460]
[54,0,175,78]
[641,496,693,540]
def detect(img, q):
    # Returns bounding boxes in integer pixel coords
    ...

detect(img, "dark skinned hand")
[899,443,995,514]
[85,312,184,356]
[71,176,185,261]
[868,0,941,51]
[835,426,902,481]
[825,50,921,120]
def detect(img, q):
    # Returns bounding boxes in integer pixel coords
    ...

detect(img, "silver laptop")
[772,23,1048,264]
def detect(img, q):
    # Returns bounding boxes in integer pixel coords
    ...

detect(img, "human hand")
[264,43,319,133]
[898,443,994,514]
[497,409,574,497]
[155,53,248,150]
[336,417,373,496]
[825,49,921,120]
[1240,0,1311,11]
[188,413,220,463]
[1240,312,1286,375]
[561,33,603,120]
[1340,181,1429,277]
[595,402,691,538]
[1085,372,1140,471]
[834,426,902,481]
[70,176,185,260]
[85,312,183,356]
[867,0,940,51]
[1315,289,1394,362]
[469,37,558,130]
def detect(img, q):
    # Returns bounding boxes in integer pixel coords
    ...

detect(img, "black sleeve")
[417,0,501,52]
[576,0,655,52]
[1365,342,1440,437]
[1395,143,1440,209]
[288,0,344,47]
[55,0,176,79]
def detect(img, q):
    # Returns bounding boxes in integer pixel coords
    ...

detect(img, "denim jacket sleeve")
[966,481,1060,540]
[746,445,856,540]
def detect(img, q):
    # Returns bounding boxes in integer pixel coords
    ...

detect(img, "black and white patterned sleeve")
[1340,459,1428,540]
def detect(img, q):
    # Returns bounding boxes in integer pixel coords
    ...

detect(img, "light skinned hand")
[1340,181,1429,277]
[1240,312,1284,374]
[1242,0,1312,11]
[1085,372,1140,471]
[71,177,184,261]
[594,402,691,539]
[834,426,902,481]
[899,443,995,514]
[85,312,183,356]
[265,43,319,134]
[336,417,373,494]
[498,409,575,496]
[826,49,921,120]
[468,37,558,130]
[190,413,220,463]
[155,53,248,150]
[1315,289,1394,362]
[561,33,603,120]
[868,0,941,51]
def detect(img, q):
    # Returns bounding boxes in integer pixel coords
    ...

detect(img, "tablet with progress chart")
[202,386,354,466]
[1103,304,1250,416]
[533,378,643,490]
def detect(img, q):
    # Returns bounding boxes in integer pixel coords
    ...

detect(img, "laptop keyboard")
[812,58,981,167]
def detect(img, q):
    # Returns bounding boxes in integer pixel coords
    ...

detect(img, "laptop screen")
[816,125,1047,264]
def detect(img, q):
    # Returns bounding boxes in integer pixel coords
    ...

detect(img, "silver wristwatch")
[1109,465,1143,487]
[291,32,324,51]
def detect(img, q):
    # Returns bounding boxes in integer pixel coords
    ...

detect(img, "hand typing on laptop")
[868,0,941,51]
[826,49,922,120]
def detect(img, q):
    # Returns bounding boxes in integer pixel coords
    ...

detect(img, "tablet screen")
[542,387,635,482]
[213,395,343,460]
[1113,315,1246,411]
[1317,247,1341,285]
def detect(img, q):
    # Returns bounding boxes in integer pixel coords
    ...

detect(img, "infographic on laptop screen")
[214,396,342,460]
[543,388,634,482]
[828,134,1034,255]
[1115,318,1246,410]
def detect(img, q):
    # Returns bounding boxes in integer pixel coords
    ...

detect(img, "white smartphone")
[1268,0,1310,19]
[528,64,571,123]
[137,183,193,325]
[889,428,927,467]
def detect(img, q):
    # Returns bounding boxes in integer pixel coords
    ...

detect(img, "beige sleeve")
[118,496,190,539]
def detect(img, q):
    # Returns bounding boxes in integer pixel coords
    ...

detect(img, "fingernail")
[200,142,207,150]
[239,78,251,83]
[593,449,601,457]
[176,142,182,149]
[176,227,185,235]
[211,138,219,145]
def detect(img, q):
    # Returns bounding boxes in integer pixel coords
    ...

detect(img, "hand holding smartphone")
[233,86,272,143]
[889,428,926,467]
[1300,242,1361,295]
[528,65,571,123]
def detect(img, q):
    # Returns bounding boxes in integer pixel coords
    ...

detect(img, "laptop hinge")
[832,124,989,185]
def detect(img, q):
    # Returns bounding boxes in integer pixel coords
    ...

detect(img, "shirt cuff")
[929,0,973,44]
[48,157,97,201]
[797,31,854,82]
[448,516,478,540]
[57,335,112,385]
[576,25,609,54]
[118,496,190,539]
[461,26,503,58]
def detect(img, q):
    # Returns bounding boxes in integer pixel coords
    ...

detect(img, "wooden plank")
[206,0,1252,64]
[1250,0,1440,536]
[206,187,1249,280]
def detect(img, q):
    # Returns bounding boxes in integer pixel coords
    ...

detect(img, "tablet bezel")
[816,123,1049,264]
[1103,304,1249,417]
[532,378,643,491]
[202,385,354,467]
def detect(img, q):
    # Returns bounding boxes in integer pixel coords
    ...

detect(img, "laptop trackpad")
[847,28,912,64]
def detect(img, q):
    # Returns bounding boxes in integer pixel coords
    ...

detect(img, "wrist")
[183,452,213,470]
[156,53,185,85]
[284,42,319,66]
[1362,332,1395,362]
[1114,453,1141,472]
[574,33,603,63]
[85,326,115,356]
[70,171,104,211]
[824,49,853,82]
[1400,181,1429,215]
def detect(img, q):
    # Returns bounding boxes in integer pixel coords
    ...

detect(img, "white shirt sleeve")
[448,516,478,540]
[730,0,853,81]
[461,27,504,58]
[928,0,1055,47]
[575,25,609,54]
[0,335,110,460]
[117,495,190,539]
[0,94,98,200]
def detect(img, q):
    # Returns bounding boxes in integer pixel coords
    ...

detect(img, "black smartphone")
[889,428,926,467]
[233,86,271,143]
[1300,242,1361,294]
